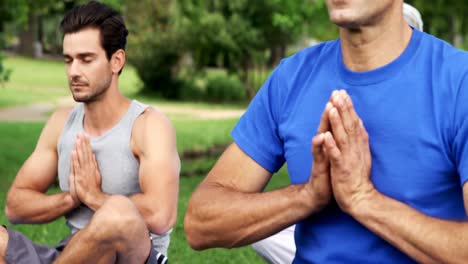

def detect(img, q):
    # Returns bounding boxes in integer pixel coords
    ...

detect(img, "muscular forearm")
[130,193,175,235]
[82,191,174,235]
[6,188,77,224]
[185,183,321,250]
[82,191,110,212]
[353,190,468,264]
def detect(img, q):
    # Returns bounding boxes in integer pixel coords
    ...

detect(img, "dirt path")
[0,99,245,122]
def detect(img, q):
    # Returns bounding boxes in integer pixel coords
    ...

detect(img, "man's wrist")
[64,192,80,209]
[299,183,328,214]
[84,190,109,211]
[349,186,380,218]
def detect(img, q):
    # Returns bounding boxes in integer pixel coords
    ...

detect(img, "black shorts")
[3,226,167,264]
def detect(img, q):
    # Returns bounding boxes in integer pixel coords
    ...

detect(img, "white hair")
[403,3,423,31]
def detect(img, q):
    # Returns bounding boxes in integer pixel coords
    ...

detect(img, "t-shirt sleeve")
[452,71,468,186]
[231,64,286,173]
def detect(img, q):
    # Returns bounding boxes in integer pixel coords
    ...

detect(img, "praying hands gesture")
[69,133,105,211]
[320,90,375,214]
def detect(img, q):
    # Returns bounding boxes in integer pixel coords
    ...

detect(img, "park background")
[0,0,467,263]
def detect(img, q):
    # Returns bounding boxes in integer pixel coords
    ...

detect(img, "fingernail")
[332,90,339,99]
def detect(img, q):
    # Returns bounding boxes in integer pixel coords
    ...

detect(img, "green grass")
[0,121,290,263]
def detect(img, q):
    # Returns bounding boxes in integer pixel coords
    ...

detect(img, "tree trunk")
[452,16,463,48]
[268,45,286,68]
[18,9,38,57]
[241,60,254,100]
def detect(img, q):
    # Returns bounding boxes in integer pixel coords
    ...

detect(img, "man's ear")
[111,49,126,74]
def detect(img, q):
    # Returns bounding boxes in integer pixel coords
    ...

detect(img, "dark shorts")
[3,226,167,264]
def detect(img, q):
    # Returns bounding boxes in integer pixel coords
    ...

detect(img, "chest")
[57,131,141,195]
[279,76,461,212]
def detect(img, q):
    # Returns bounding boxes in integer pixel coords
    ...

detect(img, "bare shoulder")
[133,107,175,136]
[49,107,74,126]
[132,107,177,154]
[37,106,74,149]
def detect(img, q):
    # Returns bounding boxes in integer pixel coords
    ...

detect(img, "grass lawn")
[0,120,291,263]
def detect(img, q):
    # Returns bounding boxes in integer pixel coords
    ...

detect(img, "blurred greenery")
[0,34,12,87]
[126,0,334,99]
[4,0,465,103]
[407,0,468,47]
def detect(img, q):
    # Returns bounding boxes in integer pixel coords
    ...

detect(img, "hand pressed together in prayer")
[69,133,103,208]
[316,90,376,214]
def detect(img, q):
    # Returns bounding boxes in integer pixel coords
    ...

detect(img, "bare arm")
[80,109,180,235]
[346,186,468,264]
[5,108,78,224]
[184,102,334,250]
[184,138,332,250]
[129,109,180,235]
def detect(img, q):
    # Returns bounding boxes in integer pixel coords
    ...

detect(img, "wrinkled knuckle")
[347,121,358,134]
[337,137,347,147]
[362,131,369,142]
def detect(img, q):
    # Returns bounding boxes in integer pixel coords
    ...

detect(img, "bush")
[128,31,185,99]
[205,73,246,103]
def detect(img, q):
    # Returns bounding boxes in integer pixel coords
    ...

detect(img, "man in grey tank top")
[0,1,180,264]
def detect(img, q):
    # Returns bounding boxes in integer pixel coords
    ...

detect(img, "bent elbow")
[184,213,211,251]
[148,212,177,235]
[5,203,20,225]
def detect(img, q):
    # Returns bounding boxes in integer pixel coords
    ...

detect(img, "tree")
[0,33,12,88]
[179,0,332,98]
[125,0,188,98]
[407,0,468,48]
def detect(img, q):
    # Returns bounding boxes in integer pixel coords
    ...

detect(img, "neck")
[340,9,412,72]
[82,79,131,137]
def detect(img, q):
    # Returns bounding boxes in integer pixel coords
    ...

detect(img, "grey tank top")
[57,100,170,254]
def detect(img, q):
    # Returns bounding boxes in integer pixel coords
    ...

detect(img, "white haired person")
[251,3,424,264]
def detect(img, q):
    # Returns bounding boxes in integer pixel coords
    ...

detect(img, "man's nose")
[68,61,82,79]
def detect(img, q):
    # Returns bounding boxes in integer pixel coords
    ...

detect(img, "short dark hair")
[60,1,128,62]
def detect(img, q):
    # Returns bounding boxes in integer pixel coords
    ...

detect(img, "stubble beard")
[71,76,112,103]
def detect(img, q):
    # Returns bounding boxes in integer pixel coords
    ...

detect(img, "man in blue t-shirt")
[184,0,468,263]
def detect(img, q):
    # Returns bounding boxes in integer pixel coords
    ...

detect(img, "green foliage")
[0,33,12,87]
[125,0,189,98]
[0,0,29,27]
[407,0,468,48]
[125,0,331,100]
[304,0,339,41]
[129,32,185,99]
[205,72,245,103]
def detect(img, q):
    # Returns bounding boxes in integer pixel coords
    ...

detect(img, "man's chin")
[329,10,363,28]
[72,95,92,103]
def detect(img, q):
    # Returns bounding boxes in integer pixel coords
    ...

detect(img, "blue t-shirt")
[232,29,468,263]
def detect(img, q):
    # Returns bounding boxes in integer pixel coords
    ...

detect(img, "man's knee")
[91,196,146,235]
[85,196,150,260]
[0,226,8,258]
